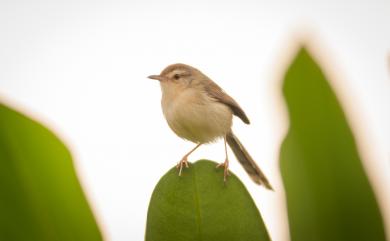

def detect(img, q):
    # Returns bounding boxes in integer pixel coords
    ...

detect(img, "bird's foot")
[176,157,190,176]
[216,159,230,182]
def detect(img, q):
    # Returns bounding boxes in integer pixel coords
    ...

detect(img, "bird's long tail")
[226,132,273,190]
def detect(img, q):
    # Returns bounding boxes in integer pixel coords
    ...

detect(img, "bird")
[148,63,272,190]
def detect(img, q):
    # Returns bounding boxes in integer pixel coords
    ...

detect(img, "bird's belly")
[163,94,233,143]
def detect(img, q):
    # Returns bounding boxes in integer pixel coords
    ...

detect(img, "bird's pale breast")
[161,86,233,143]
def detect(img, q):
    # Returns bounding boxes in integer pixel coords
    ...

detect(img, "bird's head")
[148,63,204,88]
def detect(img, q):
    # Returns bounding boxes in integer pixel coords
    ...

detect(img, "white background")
[0,1,389,241]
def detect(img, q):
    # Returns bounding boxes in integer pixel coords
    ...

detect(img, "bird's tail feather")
[226,132,273,190]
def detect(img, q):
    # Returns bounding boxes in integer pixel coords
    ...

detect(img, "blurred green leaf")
[280,48,386,241]
[145,160,270,241]
[0,103,103,241]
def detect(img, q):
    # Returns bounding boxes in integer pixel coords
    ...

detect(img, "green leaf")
[0,103,103,241]
[145,160,270,241]
[280,48,386,241]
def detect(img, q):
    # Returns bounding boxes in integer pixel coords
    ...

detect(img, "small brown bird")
[148,63,272,189]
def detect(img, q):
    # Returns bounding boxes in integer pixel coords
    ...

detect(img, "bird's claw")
[177,158,190,176]
[216,159,230,182]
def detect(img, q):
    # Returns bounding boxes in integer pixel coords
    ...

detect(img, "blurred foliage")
[280,48,386,241]
[1,46,387,241]
[145,160,270,241]
[0,103,103,241]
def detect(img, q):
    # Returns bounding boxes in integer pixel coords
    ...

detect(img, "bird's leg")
[177,143,202,176]
[216,136,230,182]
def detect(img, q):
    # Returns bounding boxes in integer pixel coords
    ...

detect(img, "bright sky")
[0,1,389,241]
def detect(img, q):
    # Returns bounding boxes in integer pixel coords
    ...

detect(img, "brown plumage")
[149,63,272,189]
[202,77,251,124]
[226,132,273,189]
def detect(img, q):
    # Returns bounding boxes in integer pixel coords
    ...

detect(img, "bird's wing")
[202,78,250,124]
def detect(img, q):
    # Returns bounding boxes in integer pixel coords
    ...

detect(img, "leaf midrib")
[192,164,202,241]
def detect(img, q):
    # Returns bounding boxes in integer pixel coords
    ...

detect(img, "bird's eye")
[173,74,180,80]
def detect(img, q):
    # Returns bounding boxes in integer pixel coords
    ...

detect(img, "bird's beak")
[148,75,165,81]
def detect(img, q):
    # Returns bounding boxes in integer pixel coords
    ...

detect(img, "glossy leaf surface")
[146,160,270,241]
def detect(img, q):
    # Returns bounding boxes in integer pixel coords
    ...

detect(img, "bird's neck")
[160,82,185,104]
